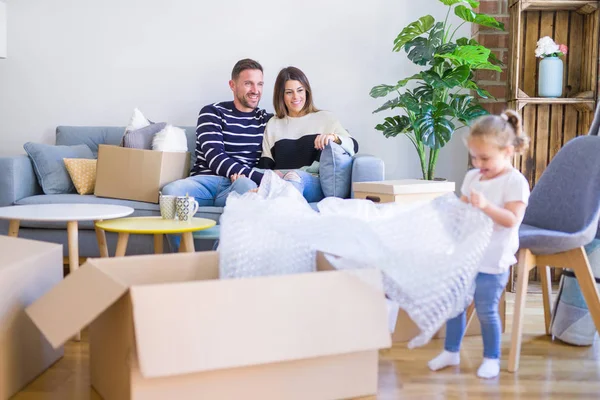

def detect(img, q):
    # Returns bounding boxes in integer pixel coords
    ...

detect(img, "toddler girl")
[428,110,530,379]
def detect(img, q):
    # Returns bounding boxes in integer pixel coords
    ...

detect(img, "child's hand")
[470,189,488,210]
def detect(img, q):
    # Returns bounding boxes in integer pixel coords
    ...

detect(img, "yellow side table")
[95,217,216,256]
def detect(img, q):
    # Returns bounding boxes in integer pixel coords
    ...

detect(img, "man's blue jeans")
[444,271,509,359]
[161,175,257,207]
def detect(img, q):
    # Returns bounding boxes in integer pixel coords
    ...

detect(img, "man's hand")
[230,173,246,182]
[314,134,339,150]
[274,170,284,178]
[470,189,488,210]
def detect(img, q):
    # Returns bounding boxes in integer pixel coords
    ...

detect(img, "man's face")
[229,69,264,112]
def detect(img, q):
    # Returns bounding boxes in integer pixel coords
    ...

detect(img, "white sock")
[477,358,500,379]
[428,350,460,371]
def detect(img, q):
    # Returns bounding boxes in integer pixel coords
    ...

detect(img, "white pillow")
[125,108,151,132]
[152,125,188,152]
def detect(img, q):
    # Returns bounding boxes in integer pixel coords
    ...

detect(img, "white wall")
[0,0,470,184]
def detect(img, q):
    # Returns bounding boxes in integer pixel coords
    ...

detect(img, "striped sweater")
[191,101,271,185]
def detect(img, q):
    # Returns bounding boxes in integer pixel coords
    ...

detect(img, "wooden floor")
[13,292,600,399]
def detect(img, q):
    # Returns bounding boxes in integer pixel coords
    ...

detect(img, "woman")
[257,66,357,202]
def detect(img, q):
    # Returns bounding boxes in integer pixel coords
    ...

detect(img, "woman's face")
[283,80,306,117]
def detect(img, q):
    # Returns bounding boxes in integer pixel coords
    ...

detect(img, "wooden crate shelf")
[509,0,599,13]
[507,0,599,285]
[508,0,599,189]
[512,89,597,111]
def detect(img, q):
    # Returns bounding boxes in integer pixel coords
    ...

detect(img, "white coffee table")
[0,204,134,268]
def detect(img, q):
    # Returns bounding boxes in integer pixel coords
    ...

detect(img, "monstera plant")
[370,0,504,180]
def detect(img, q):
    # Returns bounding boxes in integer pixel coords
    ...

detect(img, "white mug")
[159,194,177,220]
[175,196,199,222]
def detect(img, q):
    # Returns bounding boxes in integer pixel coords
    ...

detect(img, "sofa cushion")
[23,142,95,195]
[319,142,353,199]
[56,126,125,155]
[14,194,223,229]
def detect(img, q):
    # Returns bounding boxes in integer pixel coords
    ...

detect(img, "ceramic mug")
[159,194,177,220]
[175,196,199,222]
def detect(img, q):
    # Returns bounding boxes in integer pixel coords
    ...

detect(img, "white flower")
[535,36,560,58]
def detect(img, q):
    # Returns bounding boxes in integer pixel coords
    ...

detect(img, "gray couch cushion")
[23,142,95,195]
[56,127,125,155]
[15,194,223,229]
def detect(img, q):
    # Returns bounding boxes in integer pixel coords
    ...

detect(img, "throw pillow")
[120,108,167,150]
[23,142,95,194]
[123,122,167,150]
[64,158,97,195]
[319,142,354,198]
[152,125,188,152]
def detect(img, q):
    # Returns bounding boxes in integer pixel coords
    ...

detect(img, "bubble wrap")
[219,171,493,348]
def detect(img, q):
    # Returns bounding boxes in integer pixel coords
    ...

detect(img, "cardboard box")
[353,179,456,204]
[388,294,506,343]
[26,252,391,400]
[95,144,190,203]
[0,236,64,399]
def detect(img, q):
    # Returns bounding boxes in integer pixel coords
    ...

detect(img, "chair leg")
[538,265,553,335]
[569,247,600,337]
[508,248,536,373]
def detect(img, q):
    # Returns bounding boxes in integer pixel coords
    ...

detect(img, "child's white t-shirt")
[461,167,530,274]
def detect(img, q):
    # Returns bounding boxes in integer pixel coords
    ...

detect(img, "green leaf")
[442,65,471,87]
[370,85,396,98]
[456,37,504,66]
[393,16,435,51]
[422,70,446,89]
[404,22,444,65]
[464,80,494,99]
[436,43,457,55]
[422,66,469,89]
[414,84,434,102]
[373,97,404,113]
[415,103,455,149]
[439,0,480,7]
[369,73,423,98]
[436,45,490,66]
[375,116,413,138]
[400,92,421,113]
[405,37,432,66]
[471,62,502,72]
[454,5,504,30]
[450,94,489,124]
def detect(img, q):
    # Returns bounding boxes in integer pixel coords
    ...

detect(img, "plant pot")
[538,56,563,98]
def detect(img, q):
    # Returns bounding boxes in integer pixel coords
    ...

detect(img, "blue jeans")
[444,271,509,359]
[284,170,324,203]
[161,175,257,207]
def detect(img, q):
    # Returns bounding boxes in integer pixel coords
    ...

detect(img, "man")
[162,58,271,206]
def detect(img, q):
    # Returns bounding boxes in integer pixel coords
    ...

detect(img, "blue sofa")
[0,126,385,257]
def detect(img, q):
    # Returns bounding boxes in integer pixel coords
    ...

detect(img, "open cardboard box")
[0,236,64,399]
[94,144,190,203]
[26,251,391,400]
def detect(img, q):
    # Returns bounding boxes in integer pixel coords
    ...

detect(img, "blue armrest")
[0,155,42,206]
[351,154,385,198]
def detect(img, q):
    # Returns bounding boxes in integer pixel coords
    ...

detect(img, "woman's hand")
[314,134,339,150]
